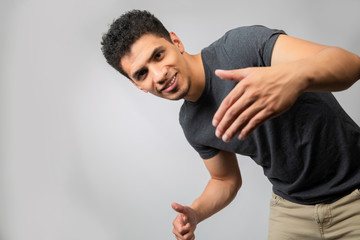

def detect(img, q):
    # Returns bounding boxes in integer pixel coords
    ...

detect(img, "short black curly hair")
[101,10,172,79]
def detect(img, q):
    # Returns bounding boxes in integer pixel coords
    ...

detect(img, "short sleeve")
[218,25,286,68]
[187,140,220,160]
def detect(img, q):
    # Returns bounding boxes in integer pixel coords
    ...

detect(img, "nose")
[151,64,167,85]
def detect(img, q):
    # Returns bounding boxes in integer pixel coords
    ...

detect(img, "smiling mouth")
[162,73,177,92]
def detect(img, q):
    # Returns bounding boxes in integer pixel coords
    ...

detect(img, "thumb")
[171,202,188,223]
[215,68,248,82]
[171,202,186,214]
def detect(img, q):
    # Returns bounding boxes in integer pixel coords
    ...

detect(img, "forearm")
[294,47,360,93]
[190,177,241,223]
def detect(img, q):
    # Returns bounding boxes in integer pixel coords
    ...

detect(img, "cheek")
[141,80,154,91]
[167,51,183,65]
[176,54,188,71]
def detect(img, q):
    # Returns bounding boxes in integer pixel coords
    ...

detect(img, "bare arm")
[213,34,360,142]
[172,151,241,240]
[190,150,241,222]
[272,35,360,91]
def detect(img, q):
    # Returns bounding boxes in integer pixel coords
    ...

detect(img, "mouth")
[162,73,177,92]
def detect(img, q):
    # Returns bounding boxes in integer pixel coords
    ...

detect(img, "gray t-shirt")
[179,26,360,205]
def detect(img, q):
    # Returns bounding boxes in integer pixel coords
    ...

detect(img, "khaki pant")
[268,189,360,240]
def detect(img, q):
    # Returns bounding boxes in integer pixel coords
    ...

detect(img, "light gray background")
[1,0,359,239]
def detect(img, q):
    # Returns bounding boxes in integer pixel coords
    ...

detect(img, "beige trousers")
[268,189,360,240]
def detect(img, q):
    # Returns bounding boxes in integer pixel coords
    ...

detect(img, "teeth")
[166,76,176,88]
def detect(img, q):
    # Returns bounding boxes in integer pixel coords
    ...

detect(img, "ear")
[129,79,148,93]
[170,32,185,53]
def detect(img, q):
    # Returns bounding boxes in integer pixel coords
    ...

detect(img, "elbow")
[236,177,242,191]
[343,48,360,85]
[219,175,242,198]
[229,178,242,202]
[348,49,360,82]
[231,175,242,194]
[356,54,360,81]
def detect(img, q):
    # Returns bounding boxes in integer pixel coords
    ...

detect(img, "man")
[101,10,360,240]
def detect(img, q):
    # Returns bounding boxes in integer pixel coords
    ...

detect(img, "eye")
[154,51,164,61]
[136,69,148,81]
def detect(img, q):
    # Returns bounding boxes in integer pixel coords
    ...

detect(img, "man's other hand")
[172,202,198,240]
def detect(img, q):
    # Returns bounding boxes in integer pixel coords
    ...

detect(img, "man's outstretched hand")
[172,202,198,240]
[213,67,303,142]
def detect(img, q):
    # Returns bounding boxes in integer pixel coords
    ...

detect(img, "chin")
[163,93,186,101]
[163,87,189,101]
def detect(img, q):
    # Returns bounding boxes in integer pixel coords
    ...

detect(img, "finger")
[224,103,266,141]
[173,216,193,237]
[182,231,195,240]
[240,107,277,139]
[215,97,255,141]
[180,222,191,234]
[179,222,191,235]
[215,91,256,141]
[173,223,192,239]
[212,83,245,129]
[173,213,185,226]
[173,228,187,239]
[173,213,187,234]
[176,235,194,240]
[215,69,248,82]
[213,68,252,128]
[174,233,182,240]
[212,69,248,128]
[174,231,194,240]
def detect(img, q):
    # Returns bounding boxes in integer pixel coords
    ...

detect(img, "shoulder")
[223,25,285,43]
[225,25,270,35]
[205,25,285,53]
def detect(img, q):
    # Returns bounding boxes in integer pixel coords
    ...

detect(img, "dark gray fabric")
[179,26,360,205]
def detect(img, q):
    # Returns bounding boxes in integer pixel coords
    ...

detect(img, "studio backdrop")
[1,0,359,239]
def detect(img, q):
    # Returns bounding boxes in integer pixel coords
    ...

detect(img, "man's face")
[120,33,192,101]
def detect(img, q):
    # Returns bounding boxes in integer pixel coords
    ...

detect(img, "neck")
[183,52,205,102]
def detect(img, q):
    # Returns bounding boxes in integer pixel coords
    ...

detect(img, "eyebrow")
[132,46,163,80]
